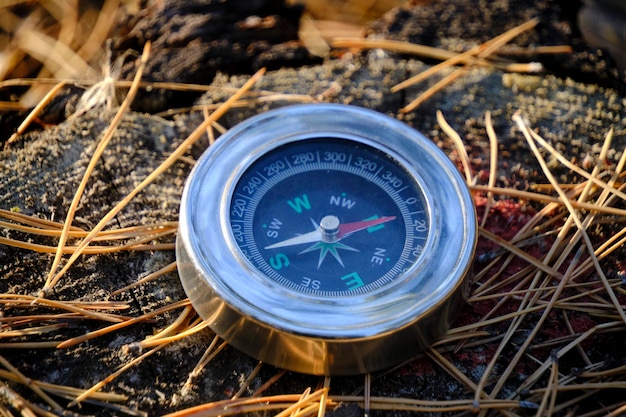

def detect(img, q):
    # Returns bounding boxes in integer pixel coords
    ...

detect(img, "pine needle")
[43,67,266,294]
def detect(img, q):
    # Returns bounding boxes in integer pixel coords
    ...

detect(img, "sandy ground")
[1,0,626,416]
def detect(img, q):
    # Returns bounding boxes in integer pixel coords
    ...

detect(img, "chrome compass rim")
[176,104,476,375]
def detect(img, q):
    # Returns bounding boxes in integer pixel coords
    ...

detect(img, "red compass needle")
[265,216,397,250]
[337,216,396,238]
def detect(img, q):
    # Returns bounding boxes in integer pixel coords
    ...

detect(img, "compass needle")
[177,104,476,375]
[264,229,323,249]
[337,216,397,238]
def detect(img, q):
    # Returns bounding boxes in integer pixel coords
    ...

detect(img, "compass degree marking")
[231,138,430,295]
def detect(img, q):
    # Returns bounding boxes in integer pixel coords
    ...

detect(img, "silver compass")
[176,104,476,375]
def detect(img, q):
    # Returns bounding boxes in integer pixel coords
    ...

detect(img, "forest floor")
[1,0,626,416]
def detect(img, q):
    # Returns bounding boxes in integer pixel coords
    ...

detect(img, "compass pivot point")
[320,215,340,242]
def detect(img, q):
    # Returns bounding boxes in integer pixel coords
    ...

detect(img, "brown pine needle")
[468,279,619,303]
[0,355,63,412]
[562,311,592,367]
[74,0,120,64]
[57,299,190,349]
[162,388,330,417]
[68,344,167,407]
[572,227,626,280]
[531,381,626,394]
[203,106,218,146]
[0,215,176,240]
[143,305,195,342]
[580,364,626,378]
[397,18,538,91]
[43,67,266,294]
[330,395,532,413]
[0,370,126,403]
[426,348,490,402]
[252,370,288,397]
[436,110,473,184]
[0,220,95,238]
[15,29,92,80]
[480,111,499,228]
[0,298,128,311]
[128,313,210,351]
[278,398,326,417]
[0,101,29,110]
[497,45,573,55]
[469,184,626,216]
[535,353,559,417]
[0,77,312,100]
[331,37,544,74]
[0,324,66,337]
[0,312,105,324]
[44,41,152,293]
[478,227,562,278]
[528,127,626,202]
[332,38,495,67]
[448,303,548,334]
[0,294,129,322]
[185,337,230,387]
[400,69,467,113]
[0,341,61,349]
[0,208,84,231]
[0,381,47,417]
[5,80,68,147]
[406,18,540,91]
[111,261,177,296]
[0,228,175,255]
[318,377,331,417]
[433,330,491,346]
[513,113,626,326]
[399,18,539,112]
[232,361,264,400]
[155,93,315,117]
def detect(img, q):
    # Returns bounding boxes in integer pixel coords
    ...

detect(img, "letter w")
[287,194,311,213]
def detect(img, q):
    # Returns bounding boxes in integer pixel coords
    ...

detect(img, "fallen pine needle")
[68,344,166,407]
[162,388,331,417]
[399,18,539,112]
[57,299,190,349]
[111,261,178,296]
[43,67,266,294]
[393,18,538,93]
[513,112,626,326]
[480,111,499,228]
[5,80,68,148]
[437,110,473,183]
[0,355,63,412]
[44,41,152,293]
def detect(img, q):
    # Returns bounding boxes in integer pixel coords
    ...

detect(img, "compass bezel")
[177,104,476,375]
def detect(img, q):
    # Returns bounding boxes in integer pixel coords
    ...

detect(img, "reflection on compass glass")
[230,138,429,296]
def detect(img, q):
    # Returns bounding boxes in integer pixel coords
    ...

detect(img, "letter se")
[301,277,321,289]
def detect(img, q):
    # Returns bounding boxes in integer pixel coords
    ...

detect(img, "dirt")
[1,0,626,416]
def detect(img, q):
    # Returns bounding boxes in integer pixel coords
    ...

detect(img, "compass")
[177,104,476,375]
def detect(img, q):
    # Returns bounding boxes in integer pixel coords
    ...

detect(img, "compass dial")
[177,104,477,375]
[230,138,429,296]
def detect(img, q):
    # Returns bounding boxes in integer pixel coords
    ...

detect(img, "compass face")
[176,104,476,375]
[230,138,429,296]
